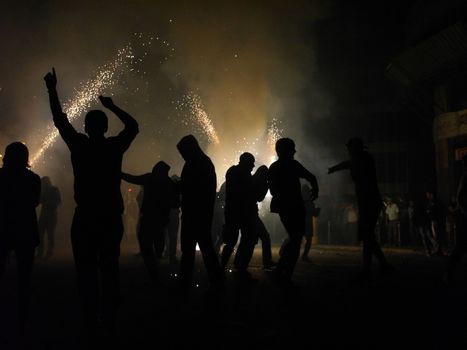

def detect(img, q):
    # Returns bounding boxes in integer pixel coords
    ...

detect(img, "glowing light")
[30,45,135,167]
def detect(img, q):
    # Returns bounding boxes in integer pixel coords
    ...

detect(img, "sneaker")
[263,262,277,271]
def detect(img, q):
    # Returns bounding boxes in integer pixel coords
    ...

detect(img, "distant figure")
[123,186,139,239]
[164,175,181,265]
[36,176,61,259]
[446,155,467,285]
[344,202,358,244]
[385,197,400,247]
[221,153,258,279]
[268,138,319,284]
[252,165,275,270]
[44,68,139,336]
[328,138,393,281]
[425,190,445,255]
[122,161,178,282]
[212,182,226,255]
[301,183,318,262]
[176,135,224,292]
[0,142,41,327]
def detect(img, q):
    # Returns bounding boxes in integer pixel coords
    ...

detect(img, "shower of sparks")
[267,118,283,149]
[183,93,220,145]
[30,45,135,167]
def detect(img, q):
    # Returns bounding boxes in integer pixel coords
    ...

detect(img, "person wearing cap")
[221,152,258,279]
[122,161,179,283]
[0,142,41,328]
[328,137,393,281]
[268,138,319,284]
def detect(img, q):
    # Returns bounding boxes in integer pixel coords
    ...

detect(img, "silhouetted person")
[0,142,41,328]
[301,183,316,262]
[221,153,258,279]
[36,176,61,259]
[44,68,139,336]
[328,138,392,281]
[122,161,178,282]
[268,138,319,284]
[446,155,467,285]
[252,165,275,269]
[176,135,224,292]
[425,190,446,255]
[213,182,227,254]
[164,175,181,265]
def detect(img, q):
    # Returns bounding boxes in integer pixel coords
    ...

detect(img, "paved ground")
[1,244,467,349]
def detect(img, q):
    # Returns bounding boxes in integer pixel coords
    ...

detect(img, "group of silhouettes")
[2,68,467,340]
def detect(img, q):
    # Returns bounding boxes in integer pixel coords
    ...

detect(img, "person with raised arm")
[44,68,139,338]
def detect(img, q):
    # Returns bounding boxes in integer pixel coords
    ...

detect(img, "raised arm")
[328,160,351,174]
[44,68,79,146]
[99,96,139,151]
[121,172,149,185]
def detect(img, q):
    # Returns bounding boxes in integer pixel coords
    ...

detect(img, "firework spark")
[30,45,135,167]
[266,118,283,163]
[184,93,220,145]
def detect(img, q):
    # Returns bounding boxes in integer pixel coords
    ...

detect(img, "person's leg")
[36,216,46,258]
[233,219,258,273]
[154,222,167,259]
[99,214,123,330]
[178,219,197,289]
[220,221,239,268]
[138,218,159,280]
[47,216,57,257]
[278,209,305,280]
[71,209,99,335]
[198,227,224,285]
[256,217,273,267]
[15,245,35,326]
[168,218,179,263]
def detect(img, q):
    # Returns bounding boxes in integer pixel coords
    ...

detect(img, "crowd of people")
[1,67,467,343]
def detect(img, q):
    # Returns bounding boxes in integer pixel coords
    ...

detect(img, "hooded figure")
[176,135,224,292]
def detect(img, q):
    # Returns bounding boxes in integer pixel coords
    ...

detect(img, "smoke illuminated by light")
[30,45,135,167]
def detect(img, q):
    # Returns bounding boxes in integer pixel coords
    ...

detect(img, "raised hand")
[44,68,57,90]
[99,96,115,109]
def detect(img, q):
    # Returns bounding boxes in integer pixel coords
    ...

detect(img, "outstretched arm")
[328,160,351,174]
[99,96,139,151]
[121,172,148,185]
[44,68,78,146]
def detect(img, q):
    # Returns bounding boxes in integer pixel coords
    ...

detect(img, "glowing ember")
[184,93,220,145]
[30,45,135,167]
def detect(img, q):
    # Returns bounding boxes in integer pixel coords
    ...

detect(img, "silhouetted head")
[346,137,367,157]
[3,142,29,169]
[239,152,255,172]
[177,135,204,162]
[254,165,268,180]
[41,176,52,187]
[275,138,296,159]
[84,110,108,137]
[152,161,170,177]
[425,191,434,200]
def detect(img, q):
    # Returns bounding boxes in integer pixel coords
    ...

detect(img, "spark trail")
[30,45,135,166]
